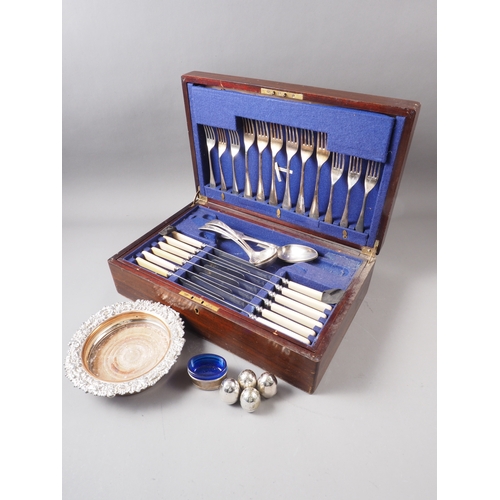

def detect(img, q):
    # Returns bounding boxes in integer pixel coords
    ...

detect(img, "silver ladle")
[199,222,278,267]
[200,220,318,264]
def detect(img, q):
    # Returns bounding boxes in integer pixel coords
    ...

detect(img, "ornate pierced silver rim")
[65,300,185,397]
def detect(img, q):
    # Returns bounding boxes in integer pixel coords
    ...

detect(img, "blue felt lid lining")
[186,83,406,247]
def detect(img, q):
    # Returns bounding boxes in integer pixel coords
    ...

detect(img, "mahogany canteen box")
[108,71,420,394]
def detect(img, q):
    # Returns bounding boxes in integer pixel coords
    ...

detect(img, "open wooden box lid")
[181,71,420,254]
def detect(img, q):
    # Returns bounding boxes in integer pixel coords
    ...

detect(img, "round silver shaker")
[240,387,261,412]
[257,372,278,399]
[238,369,257,389]
[219,377,241,405]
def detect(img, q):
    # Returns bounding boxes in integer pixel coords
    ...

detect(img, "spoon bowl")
[277,244,318,264]
[248,245,278,267]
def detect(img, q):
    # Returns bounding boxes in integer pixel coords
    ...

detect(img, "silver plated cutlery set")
[203,121,382,231]
[134,226,345,346]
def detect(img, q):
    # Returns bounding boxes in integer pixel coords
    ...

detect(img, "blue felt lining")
[189,85,394,161]
[187,84,405,247]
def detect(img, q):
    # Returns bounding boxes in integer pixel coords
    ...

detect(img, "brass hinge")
[261,87,303,100]
[192,188,208,206]
[361,240,379,262]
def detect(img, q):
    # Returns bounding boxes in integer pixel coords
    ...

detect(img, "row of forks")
[203,123,381,230]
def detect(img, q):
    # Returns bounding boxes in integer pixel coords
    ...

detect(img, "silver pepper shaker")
[219,378,241,405]
[238,369,257,389]
[257,372,278,399]
[240,387,261,412]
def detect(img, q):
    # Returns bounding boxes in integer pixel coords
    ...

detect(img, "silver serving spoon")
[199,222,278,267]
[200,220,318,264]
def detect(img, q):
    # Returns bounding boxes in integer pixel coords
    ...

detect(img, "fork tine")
[216,128,227,191]
[340,155,363,227]
[296,128,314,214]
[309,132,330,219]
[217,128,225,143]
[319,132,326,150]
[229,130,240,194]
[203,125,216,188]
[253,120,269,201]
[257,120,265,136]
[204,125,213,140]
[272,123,282,140]
[355,160,381,231]
[268,123,284,206]
[336,152,345,170]
[325,151,345,223]
[283,126,299,210]
[231,130,239,145]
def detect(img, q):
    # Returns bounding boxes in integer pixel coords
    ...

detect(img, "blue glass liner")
[187,354,228,381]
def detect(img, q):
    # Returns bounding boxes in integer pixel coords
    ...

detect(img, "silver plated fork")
[255,121,269,202]
[340,156,363,227]
[228,130,241,194]
[324,152,345,223]
[242,119,255,198]
[216,128,227,192]
[203,125,216,188]
[296,129,314,215]
[269,123,283,206]
[309,132,330,220]
[282,126,299,210]
[355,161,381,232]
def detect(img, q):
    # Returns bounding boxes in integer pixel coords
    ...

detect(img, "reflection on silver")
[240,387,261,412]
[65,300,185,397]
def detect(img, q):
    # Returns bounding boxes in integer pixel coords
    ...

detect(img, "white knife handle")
[163,235,199,254]
[261,309,315,339]
[255,317,311,345]
[281,287,331,312]
[172,230,205,249]
[151,246,185,266]
[136,257,170,277]
[158,241,194,260]
[287,280,325,302]
[269,303,322,331]
[273,294,327,321]
[142,251,178,272]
